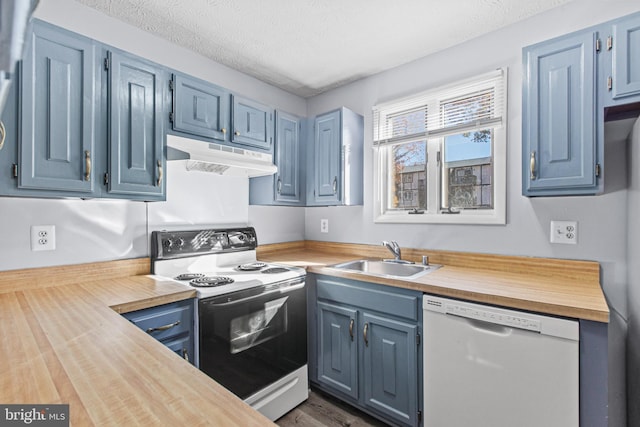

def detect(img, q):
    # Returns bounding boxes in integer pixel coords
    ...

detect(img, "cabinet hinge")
[596,38,601,52]
[12,164,17,178]
[169,112,174,123]
[416,332,421,346]
[103,172,109,185]
[607,36,613,51]
[169,80,174,91]
[595,163,601,178]
[607,76,613,91]
[103,57,110,71]
[418,410,422,422]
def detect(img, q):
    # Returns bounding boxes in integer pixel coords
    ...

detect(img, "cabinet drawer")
[162,335,193,363]
[123,300,193,342]
[317,277,419,321]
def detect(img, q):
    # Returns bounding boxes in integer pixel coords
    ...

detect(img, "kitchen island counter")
[257,240,609,323]
[0,258,274,426]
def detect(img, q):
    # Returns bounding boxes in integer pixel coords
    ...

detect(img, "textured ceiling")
[75,0,572,97]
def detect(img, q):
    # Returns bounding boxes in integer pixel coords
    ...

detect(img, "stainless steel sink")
[329,259,440,280]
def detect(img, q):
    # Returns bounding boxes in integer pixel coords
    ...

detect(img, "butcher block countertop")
[0,258,274,427]
[257,241,609,323]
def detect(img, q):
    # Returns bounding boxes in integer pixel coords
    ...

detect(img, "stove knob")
[163,239,174,249]
[177,238,185,247]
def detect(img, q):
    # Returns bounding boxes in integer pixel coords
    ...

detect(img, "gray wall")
[303,1,640,426]
[626,119,640,427]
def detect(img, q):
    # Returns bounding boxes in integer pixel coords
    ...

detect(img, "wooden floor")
[276,389,389,427]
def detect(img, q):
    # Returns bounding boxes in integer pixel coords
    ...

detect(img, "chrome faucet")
[382,241,402,261]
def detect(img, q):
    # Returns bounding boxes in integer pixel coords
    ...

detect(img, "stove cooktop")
[150,227,305,298]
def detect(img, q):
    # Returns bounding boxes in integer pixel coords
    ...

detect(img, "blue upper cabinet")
[19,20,99,195]
[522,31,598,196]
[107,50,165,200]
[275,111,302,203]
[611,13,640,100]
[309,107,363,206]
[314,110,341,204]
[170,73,230,141]
[249,110,304,206]
[231,95,274,151]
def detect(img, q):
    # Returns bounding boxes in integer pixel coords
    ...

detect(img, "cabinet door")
[171,74,230,141]
[612,15,640,99]
[313,110,341,204]
[108,51,165,199]
[20,22,97,194]
[362,312,418,427]
[231,95,273,151]
[274,111,301,203]
[522,31,597,195]
[162,335,195,365]
[317,302,358,400]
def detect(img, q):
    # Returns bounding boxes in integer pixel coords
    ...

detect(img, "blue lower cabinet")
[122,299,195,365]
[317,302,358,399]
[362,312,418,427]
[311,276,422,427]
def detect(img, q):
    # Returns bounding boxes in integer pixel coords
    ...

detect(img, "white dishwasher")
[423,295,579,427]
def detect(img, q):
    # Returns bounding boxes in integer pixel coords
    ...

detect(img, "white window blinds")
[373,69,506,146]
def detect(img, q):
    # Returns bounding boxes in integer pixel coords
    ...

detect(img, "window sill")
[374,210,505,225]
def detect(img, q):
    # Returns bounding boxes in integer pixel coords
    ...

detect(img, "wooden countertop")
[0,259,274,427]
[257,241,609,323]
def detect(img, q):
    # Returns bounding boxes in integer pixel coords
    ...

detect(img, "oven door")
[198,277,307,399]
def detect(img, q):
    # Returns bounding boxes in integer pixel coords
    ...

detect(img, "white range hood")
[167,134,277,177]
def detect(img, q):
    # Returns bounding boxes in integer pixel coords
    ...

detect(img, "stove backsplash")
[0,161,251,271]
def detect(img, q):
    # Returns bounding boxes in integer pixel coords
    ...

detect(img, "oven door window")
[229,296,288,354]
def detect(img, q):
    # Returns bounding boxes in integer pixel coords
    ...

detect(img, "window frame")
[372,69,507,225]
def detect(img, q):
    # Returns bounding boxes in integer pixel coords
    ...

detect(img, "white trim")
[372,69,507,225]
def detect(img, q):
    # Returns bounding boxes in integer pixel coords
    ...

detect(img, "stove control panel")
[152,227,258,259]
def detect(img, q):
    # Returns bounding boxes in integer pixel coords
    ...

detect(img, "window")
[373,69,506,224]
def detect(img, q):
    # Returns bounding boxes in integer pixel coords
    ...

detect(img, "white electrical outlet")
[320,219,329,233]
[550,221,578,245]
[31,225,56,251]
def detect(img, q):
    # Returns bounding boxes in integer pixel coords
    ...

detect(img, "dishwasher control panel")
[424,296,542,333]
[446,303,541,332]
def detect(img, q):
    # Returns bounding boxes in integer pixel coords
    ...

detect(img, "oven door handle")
[203,280,305,307]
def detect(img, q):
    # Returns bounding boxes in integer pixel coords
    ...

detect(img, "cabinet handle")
[0,120,5,151]
[234,130,240,136]
[84,150,91,181]
[332,176,338,194]
[182,348,189,362]
[363,322,369,346]
[529,151,536,181]
[156,160,163,187]
[349,318,354,341]
[277,178,282,194]
[146,320,180,334]
[221,128,227,134]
